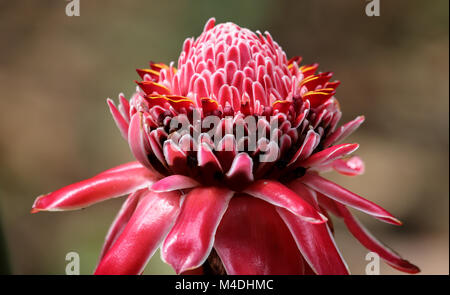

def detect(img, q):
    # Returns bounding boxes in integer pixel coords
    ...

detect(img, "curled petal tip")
[387,259,420,274]
[390,217,403,226]
[203,17,216,32]
[30,207,40,214]
[31,194,46,213]
[397,261,420,274]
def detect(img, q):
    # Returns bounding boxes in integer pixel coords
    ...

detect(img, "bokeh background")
[0,0,448,275]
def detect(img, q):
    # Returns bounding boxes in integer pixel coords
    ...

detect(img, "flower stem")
[202,249,226,275]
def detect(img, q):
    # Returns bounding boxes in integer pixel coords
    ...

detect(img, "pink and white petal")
[98,189,146,261]
[163,139,189,175]
[225,153,254,189]
[118,93,131,122]
[335,203,420,274]
[214,195,304,275]
[197,142,223,173]
[128,112,153,169]
[299,143,359,168]
[243,180,326,224]
[322,115,365,147]
[151,175,200,192]
[161,187,234,274]
[95,190,181,275]
[332,156,365,176]
[31,164,160,212]
[300,173,401,225]
[107,98,129,140]
[312,156,365,176]
[97,161,145,176]
[287,129,319,167]
[277,208,349,275]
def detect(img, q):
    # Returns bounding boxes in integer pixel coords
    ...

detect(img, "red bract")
[32,18,419,275]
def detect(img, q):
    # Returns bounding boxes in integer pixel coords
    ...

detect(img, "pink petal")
[128,112,153,169]
[161,187,234,274]
[225,153,254,185]
[97,161,145,175]
[214,195,304,274]
[243,180,326,224]
[118,93,130,122]
[107,98,129,140]
[332,156,365,176]
[197,142,223,174]
[287,129,319,167]
[299,143,359,168]
[300,173,402,225]
[335,203,420,274]
[98,189,145,261]
[151,175,200,192]
[95,190,181,275]
[277,209,349,274]
[316,192,344,218]
[312,156,365,176]
[31,163,160,212]
[163,139,189,175]
[279,181,349,275]
[203,17,216,32]
[323,115,365,147]
[216,134,237,173]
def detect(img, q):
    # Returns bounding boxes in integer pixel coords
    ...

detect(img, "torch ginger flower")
[32,18,419,275]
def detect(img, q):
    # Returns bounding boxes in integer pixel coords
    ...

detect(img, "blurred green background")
[0,0,448,275]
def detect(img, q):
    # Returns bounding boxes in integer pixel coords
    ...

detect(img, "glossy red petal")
[300,173,401,225]
[97,161,145,175]
[277,209,348,274]
[95,190,181,275]
[335,203,419,274]
[98,189,145,261]
[161,187,234,274]
[280,181,349,275]
[31,163,160,212]
[243,180,326,224]
[215,195,304,274]
[151,175,200,192]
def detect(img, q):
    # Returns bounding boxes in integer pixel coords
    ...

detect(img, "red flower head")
[32,18,419,275]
